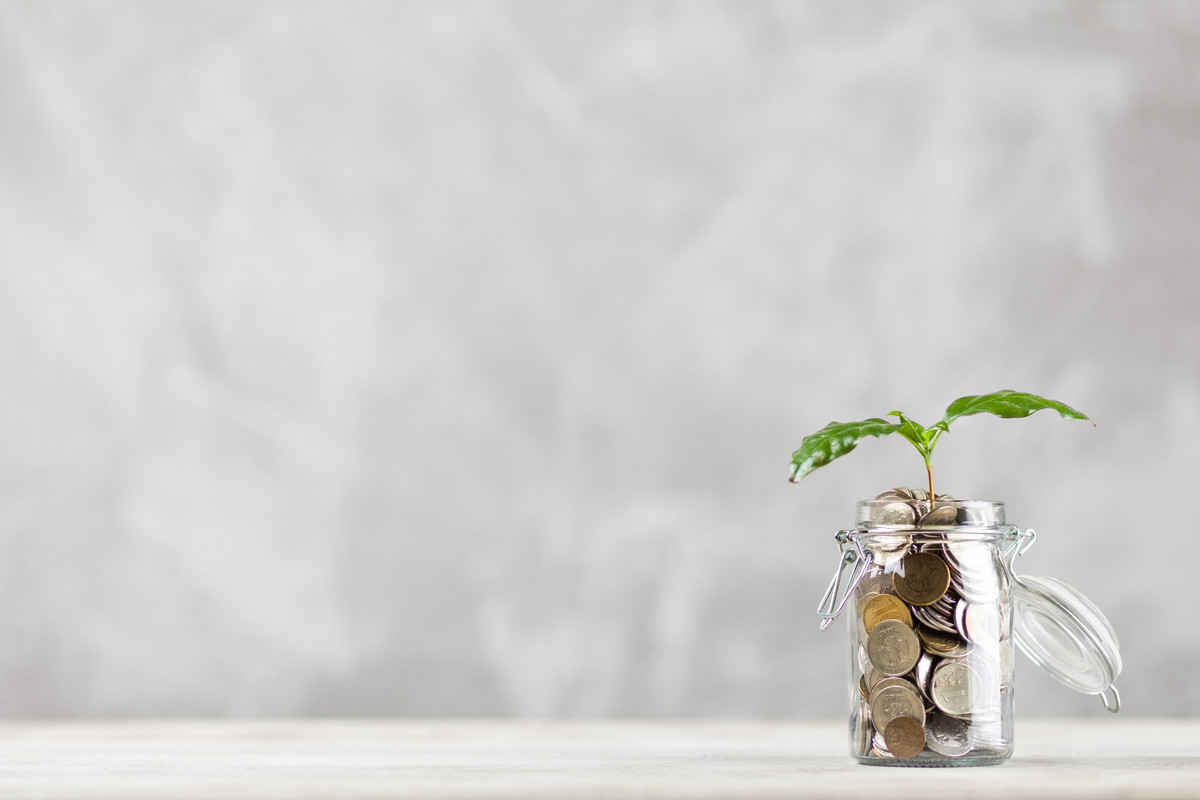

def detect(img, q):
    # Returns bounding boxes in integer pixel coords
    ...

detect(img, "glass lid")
[1011,573,1123,711]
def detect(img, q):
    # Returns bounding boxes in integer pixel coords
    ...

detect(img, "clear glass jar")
[818,496,1122,767]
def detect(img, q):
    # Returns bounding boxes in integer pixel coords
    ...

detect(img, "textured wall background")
[0,1,1197,718]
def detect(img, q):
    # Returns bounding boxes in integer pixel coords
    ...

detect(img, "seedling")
[789,390,1091,499]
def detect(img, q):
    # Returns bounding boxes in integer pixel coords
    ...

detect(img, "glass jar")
[817,496,1122,767]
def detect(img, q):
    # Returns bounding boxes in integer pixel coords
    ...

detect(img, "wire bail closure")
[816,530,868,631]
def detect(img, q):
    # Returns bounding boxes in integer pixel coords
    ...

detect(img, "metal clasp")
[816,530,868,631]
[1002,526,1037,576]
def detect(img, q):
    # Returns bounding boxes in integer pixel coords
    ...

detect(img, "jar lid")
[1011,573,1123,710]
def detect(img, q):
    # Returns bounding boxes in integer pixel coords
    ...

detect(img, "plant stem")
[925,457,935,503]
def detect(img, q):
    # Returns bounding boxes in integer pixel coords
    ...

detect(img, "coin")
[930,659,982,717]
[874,489,911,502]
[871,675,917,696]
[861,593,913,633]
[855,571,895,599]
[944,543,1000,604]
[917,625,971,657]
[869,681,926,732]
[914,652,937,700]
[857,644,871,675]
[867,619,922,676]
[954,598,970,642]
[912,603,957,634]
[925,712,973,757]
[873,502,916,527]
[931,591,958,616]
[964,649,1001,701]
[909,487,928,501]
[864,663,886,692]
[883,716,926,759]
[853,701,872,757]
[964,602,1001,646]
[893,552,951,606]
[919,504,959,528]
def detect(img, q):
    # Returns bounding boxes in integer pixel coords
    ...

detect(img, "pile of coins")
[849,489,1012,763]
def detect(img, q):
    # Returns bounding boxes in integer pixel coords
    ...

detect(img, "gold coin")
[883,715,926,759]
[861,593,913,634]
[893,552,951,606]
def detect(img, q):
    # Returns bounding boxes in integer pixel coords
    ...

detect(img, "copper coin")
[894,552,951,606]
[883,716,926,759]
[861,593,913,633]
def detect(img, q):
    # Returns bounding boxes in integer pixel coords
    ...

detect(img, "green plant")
[788,390,1091,498]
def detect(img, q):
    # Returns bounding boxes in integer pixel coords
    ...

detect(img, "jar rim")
[855,498,1006,530]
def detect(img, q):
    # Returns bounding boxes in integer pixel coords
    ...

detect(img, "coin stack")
[850,488,1012,762]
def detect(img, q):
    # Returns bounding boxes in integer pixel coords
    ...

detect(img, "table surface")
[0,720,1195,799]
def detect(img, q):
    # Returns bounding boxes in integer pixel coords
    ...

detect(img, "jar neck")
[855,498,1006,531]
[847,528,1019,550]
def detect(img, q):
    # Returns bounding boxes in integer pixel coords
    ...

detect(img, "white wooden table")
[0,720,1194,799]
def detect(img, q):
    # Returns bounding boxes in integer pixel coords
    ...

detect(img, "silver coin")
[919,505,959,528]
[874,489,911,502]
[930,659,983,718]
[855,570,894,597]
[909,487,928,501]
[912,604,957,634]
[853,701,872,757]
[953,574,999,605]
[869,682,926,733]
[867,619,922,676]
[873,502,917,527]
[932,592,959,616]
[871,730,893,757]
[864,663,886,692]
[924,711,973,757]
[964,650,1002,706]
[914,652,937,700]
[954,598,970,642]
[870,675,917,697]
[964,602,1001,647]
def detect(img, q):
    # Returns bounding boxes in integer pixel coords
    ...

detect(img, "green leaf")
[942,390,1092,427]
[789,418,900,482]
[888,410,932,454]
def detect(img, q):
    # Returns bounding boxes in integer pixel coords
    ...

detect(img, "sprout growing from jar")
[788,390,1092,500]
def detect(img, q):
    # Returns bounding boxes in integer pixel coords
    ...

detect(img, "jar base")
[853,750,1011,767]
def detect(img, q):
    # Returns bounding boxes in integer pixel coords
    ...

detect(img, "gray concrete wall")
[0,1,1196,718]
